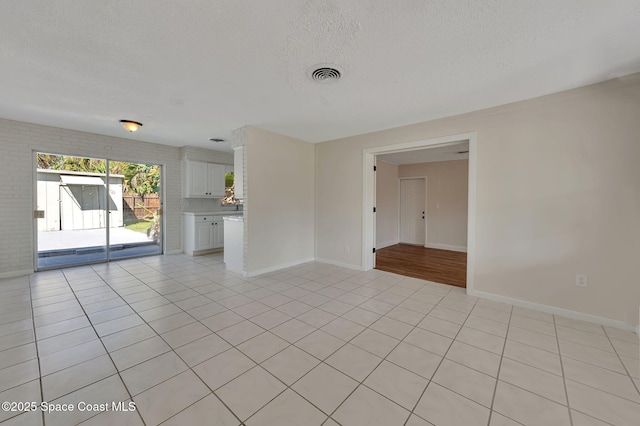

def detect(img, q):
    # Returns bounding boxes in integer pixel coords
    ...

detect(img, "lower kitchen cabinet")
[183,214,224,255]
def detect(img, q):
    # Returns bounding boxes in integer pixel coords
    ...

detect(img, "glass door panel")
[108,161,162,259]
[36,153,107,269]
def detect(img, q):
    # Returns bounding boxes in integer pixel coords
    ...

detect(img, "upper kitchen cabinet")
[183,160,226,198]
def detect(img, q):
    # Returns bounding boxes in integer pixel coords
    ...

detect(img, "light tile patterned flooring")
[0,253,638,425]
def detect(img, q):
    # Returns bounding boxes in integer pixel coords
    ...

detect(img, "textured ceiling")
[1,1,640,151]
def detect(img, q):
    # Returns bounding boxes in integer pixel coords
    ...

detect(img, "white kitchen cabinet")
[209,164,226,196]
[194,221,213,251]
[183,214,224,255]
[183,161,226,198]
[213,220,224,248]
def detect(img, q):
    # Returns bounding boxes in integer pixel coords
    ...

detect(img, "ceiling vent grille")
[308,65,342,83]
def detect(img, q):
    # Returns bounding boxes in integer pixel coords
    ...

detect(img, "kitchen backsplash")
[181,198,243,213]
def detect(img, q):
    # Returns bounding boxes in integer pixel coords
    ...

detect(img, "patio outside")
[37,228,160,268]
[35,154,162,269]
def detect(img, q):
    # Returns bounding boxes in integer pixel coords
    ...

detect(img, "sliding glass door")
[35,153,162,270]
[108,160,162,260]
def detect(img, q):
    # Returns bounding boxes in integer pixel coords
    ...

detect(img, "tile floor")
[0,253,638,425]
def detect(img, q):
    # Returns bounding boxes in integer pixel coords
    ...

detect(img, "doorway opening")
[362,132,476,291]
[35,152,163,270]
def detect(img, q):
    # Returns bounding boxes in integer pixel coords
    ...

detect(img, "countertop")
[183,211,243,216]
[223,215,243,222]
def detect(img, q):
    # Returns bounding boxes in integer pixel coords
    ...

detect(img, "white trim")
[468,289,637,333]
[164,249,183,255]
[244,257,316,277]
[159,163,167,256]
[377,240,399,249]
[363,152,375,270]
[315,257,364,271]
[314,144,319,263]
[32,150,38,271]
[424,243,467,253]
[466,135,477,292]
[0,269,33,279]
[363,132,477,292]
[372,157,377,268]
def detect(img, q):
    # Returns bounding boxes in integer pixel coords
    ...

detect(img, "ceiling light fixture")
[120,120,143,133]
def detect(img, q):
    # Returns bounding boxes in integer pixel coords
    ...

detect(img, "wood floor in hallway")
[375,244,467,288]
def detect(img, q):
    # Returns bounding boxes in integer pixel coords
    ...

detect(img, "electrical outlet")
[576,274,588,288]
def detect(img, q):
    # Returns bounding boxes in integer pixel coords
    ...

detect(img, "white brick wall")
[0,118,183,277]
[230,126,248,273]
[180,146,233,164]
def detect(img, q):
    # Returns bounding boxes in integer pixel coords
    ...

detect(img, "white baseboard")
[164,249,183,255]
[315,258,365,271]
[467,289,637,333]
[377,240,399,249]
[0,269,34,279]
[244,257,316,277]
[424,243,467,253]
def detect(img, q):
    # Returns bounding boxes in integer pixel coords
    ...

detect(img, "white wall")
[375,160,399,248]
[399,160,468,250]
[316,73,640,327]
[244,127,315,274]
[0,118,183,277]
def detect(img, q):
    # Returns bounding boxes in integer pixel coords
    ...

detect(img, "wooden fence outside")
[122,193,160,220]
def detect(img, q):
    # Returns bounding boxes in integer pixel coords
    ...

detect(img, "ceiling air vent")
[209,138,225,143]
[307,65,343,83]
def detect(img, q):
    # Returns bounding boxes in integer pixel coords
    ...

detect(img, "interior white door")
[400,178,426,245]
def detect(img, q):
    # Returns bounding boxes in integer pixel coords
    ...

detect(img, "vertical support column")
[230,127,248,275]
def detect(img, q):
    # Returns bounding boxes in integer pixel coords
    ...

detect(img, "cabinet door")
[194,222,213,250]
[188,161,209,197]
[213,220,224,248]
[208,164,226,197]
